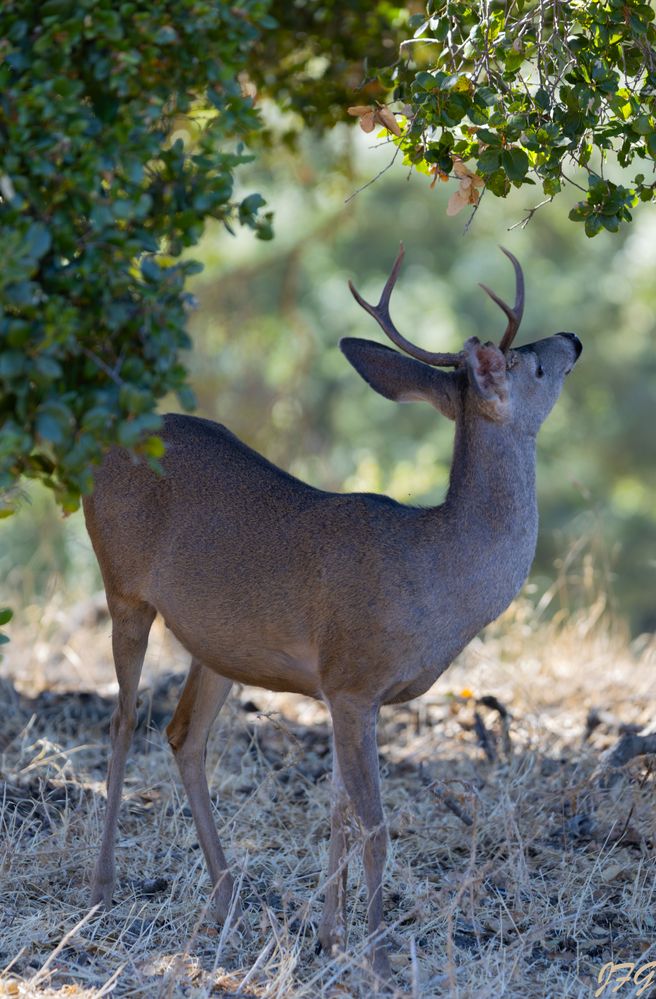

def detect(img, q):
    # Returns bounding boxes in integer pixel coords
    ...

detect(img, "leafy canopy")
[370,0,656,234]
[1,0,654,525]
[0,0,273,514]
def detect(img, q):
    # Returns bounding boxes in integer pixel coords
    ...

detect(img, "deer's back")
[83,414,430,699]
[84,413,321,592]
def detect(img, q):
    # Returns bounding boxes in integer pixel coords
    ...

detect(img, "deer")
[83,244,581,981]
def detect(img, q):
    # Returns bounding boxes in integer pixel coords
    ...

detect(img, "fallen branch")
[602,732,656,769]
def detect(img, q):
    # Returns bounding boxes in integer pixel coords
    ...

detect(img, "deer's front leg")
[318,751,351,955]
[328,694,391,981]
[166,659,237,922]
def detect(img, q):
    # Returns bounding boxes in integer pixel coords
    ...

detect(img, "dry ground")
[1,591,656,999]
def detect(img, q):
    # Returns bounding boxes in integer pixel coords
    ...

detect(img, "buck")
[83,245,581,980]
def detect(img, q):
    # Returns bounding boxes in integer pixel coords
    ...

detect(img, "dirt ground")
[1,593,656,998]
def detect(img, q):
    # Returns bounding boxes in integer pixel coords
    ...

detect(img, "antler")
[349,243,525,362]
[348,243,464,368]
[478,247,524,352]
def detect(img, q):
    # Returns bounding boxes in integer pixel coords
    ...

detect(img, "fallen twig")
[430,781,475,827]
[474,710,497,763]
[478,695,512,758]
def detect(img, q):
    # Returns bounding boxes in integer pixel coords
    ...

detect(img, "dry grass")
[1,587,656,999]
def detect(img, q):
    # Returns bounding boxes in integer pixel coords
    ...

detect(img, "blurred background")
[1,125,655,639]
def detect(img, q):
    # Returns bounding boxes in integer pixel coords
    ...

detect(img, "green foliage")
[378,0,656,233]
[0,606,11,645]
[246,0,411,132]
[0,0,273,513]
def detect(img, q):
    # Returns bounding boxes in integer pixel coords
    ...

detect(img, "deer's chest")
[377,543,535,704]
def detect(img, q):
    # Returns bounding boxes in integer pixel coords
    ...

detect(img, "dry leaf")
[429,165,449,189]
[347,104,401,136]
[347,105,371,119]
[482,913,518,936]
[447,189,471,216]
[453,158,479,181]
[446,157,484,215]
[600,861,631,882]
[375,105,402,137]
[347,106,376,132]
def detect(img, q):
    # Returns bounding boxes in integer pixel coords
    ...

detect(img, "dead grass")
[1,589,656,999]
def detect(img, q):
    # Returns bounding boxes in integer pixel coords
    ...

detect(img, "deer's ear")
[464,337,510,419]
[340,337,458,421]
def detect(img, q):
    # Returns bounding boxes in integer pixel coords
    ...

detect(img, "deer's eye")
[536,364,545,379]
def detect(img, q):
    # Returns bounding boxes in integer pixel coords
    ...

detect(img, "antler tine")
[478,246,525,352]
[348,243,463,368]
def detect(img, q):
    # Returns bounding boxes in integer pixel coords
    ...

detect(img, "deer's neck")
[433,418,539,623]
[444,418,537,532]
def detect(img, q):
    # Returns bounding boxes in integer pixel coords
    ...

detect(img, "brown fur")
[84,302,581,978]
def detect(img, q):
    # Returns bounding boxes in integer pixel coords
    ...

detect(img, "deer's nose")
[558,331,582,359]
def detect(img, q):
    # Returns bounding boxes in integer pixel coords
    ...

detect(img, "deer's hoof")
[231,909,253,945]
[90,880,114,910]
[371,945,392,983]
[316,919,346,957]
[212,893,252,944]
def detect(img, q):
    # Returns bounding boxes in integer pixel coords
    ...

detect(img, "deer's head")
[342,245,581,439]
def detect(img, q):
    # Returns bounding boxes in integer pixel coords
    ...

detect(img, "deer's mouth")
[559,331,583,371]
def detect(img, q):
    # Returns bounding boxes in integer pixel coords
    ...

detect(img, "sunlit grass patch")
[1,589,655,997]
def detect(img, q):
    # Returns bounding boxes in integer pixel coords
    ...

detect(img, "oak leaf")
[347,104,402,137]
[446,158,484,215]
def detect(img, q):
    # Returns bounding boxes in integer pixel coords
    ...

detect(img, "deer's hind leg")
[166,659,236,921]
[92,597,155,908]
